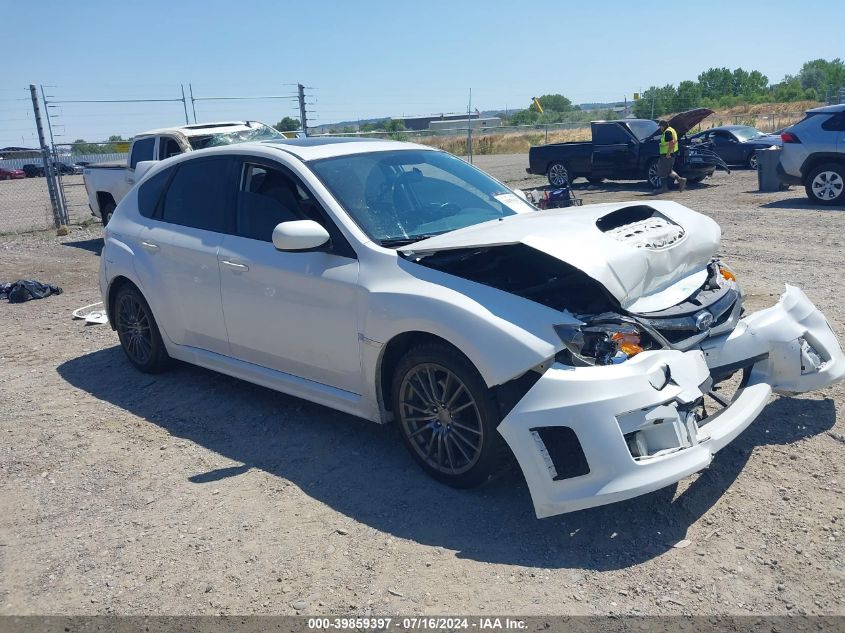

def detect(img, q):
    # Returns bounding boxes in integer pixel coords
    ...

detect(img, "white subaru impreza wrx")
[99,138,845,518]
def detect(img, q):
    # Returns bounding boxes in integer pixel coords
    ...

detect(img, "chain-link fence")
[313,110,808,160]
[0,149,60,234]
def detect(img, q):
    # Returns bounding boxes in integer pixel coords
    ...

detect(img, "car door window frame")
[230,156,357,259]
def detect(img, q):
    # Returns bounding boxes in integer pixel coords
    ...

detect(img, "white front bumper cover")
[498,285,845,518]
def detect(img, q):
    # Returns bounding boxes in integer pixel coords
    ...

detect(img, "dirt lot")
[1,163,844,617]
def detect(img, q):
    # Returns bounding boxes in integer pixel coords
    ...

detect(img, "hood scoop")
[596,205,685,249]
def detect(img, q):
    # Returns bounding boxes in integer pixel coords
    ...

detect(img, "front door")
[217,159,363,394]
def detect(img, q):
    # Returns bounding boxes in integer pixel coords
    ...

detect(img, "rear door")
[133,156,235,355]
[216,157,362,393]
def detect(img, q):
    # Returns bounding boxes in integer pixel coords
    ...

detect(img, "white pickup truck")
[83,121,287,225]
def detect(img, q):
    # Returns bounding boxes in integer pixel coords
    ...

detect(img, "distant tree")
[532,94,575,113]
[697,67,734,100]
[676,80,703,110]
[274,116,301,132]
[71,135,127,155]
[632,85,678,118]
[798,58,845,98]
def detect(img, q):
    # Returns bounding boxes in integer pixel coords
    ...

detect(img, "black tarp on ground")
[0,280,63,303]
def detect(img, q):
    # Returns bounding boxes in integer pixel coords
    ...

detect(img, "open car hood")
[401,201,721,312]
[667,108,714,137]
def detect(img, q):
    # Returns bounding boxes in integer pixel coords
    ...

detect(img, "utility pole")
[189,84,197,123]
[40,84,70,225]
[30,84,64,231]
[298,83,308,136]
[467,88,473,164]
[180,84,190,124]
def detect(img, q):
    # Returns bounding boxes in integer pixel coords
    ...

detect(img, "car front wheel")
[392,343,507,488]
[647,159,663,188]
[805,163,845,205]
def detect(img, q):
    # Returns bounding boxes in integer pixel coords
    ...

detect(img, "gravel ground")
[1,160,844,617]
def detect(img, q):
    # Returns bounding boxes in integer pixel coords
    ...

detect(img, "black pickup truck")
[527,108,729,188]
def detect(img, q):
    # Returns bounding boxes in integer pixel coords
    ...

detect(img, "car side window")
[235,164,309,242]
[821,112,845,132]
[137,166,173,218]
[130,137,155,169]
[159,137,182,160]
[160,158,232,233]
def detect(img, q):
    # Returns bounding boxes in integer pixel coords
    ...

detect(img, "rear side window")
[130,137,155,169]
[593,124,632,145]
[137,167,173,218]
[160,158,232,232]
[821,112,845,132]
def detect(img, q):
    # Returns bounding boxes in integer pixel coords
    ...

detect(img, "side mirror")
[272,220,330,251]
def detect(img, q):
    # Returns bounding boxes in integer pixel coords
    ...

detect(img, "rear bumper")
[777,162,802,186]
[499,285,844,518]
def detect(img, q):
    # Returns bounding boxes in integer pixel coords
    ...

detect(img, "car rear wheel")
[547,162,571,187]
[114,285,170,373]
[101,201,116,227]
[805,163,845,205]
[392,343,507,488]
[747,152,759,170]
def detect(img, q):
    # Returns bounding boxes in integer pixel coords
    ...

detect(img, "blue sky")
[1,0,842,146]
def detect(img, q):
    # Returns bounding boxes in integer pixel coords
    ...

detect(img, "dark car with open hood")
[527,108,730,189]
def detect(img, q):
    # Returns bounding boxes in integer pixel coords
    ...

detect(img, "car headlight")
[554,318,655,366]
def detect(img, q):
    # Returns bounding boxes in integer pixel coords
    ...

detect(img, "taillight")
[781,132,801,143]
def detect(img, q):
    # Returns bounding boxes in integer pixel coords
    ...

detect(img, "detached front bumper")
[499,285,845,518]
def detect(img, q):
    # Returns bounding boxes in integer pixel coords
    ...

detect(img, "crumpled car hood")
[401,200,721,312]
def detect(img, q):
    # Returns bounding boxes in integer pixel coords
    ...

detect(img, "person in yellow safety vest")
[656,120,687,193]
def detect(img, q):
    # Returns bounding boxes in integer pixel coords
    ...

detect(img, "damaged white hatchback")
[100,138,845,518]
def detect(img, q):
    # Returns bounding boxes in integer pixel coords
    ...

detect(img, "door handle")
[141,241,159,251]
[221,260,249,271]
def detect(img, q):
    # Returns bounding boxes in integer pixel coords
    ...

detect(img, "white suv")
[100,138,844,517]
[778,104,845,205]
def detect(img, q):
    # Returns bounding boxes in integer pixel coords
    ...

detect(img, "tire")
[747,152,759,170]
[647,159,663,188]
[586,176,604,185]
[391,343,507,488]
[805,163,845,205]
[101,201,116,227]
[114,285,170,373]
[547,162,571,187]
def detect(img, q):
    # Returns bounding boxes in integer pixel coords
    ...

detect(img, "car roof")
[703,125,755,132]
[137,121,267,138]
[263,137,436,161]
[806,103,845,114]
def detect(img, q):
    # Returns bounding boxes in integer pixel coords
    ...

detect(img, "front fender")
[362,262,576,388]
